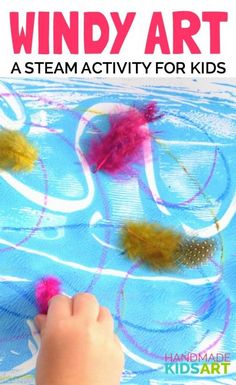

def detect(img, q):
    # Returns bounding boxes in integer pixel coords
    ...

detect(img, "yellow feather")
[0,131,38,172]
[120,221,216,271]
[120,221,182,271]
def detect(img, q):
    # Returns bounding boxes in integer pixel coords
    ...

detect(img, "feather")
[35,276,61,314]
[175,238,216,267]
[0,130,38,172]
[141,101,164,123]
[120,221,216,271]
[120,221,182,271]
[87,102,163,175]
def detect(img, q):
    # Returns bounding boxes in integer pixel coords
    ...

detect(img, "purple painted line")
[154,298,211,327]
[115,262,231,361]
[85,173,111,293]
[154,258,223,326]
[0,158,48,253]
[197,298,231,355]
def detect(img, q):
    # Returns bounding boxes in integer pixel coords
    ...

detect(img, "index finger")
[47,295,72,323]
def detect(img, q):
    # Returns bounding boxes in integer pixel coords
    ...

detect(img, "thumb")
[34,314,47,332]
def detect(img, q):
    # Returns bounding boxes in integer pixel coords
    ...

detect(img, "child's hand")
[35,293,124,385]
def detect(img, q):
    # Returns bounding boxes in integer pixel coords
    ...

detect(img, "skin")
[35,293,125,385]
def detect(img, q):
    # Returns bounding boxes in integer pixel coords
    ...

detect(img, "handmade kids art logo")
[164,353,231,375]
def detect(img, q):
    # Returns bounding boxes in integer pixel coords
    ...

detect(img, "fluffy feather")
[0,130,38,172]
[35,276,61,314]
[120,221,216,271]
[87,102,163,174]
[141,101,164,123]
[120,221,182,271]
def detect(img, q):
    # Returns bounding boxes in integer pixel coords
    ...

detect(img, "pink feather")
[35,276,61,314]
[87,102,163,175]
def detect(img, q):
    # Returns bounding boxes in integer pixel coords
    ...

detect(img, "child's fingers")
[97,306,114,331]
[34,314,47,332]
[72,293,100,321]
[47,294,73,323]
